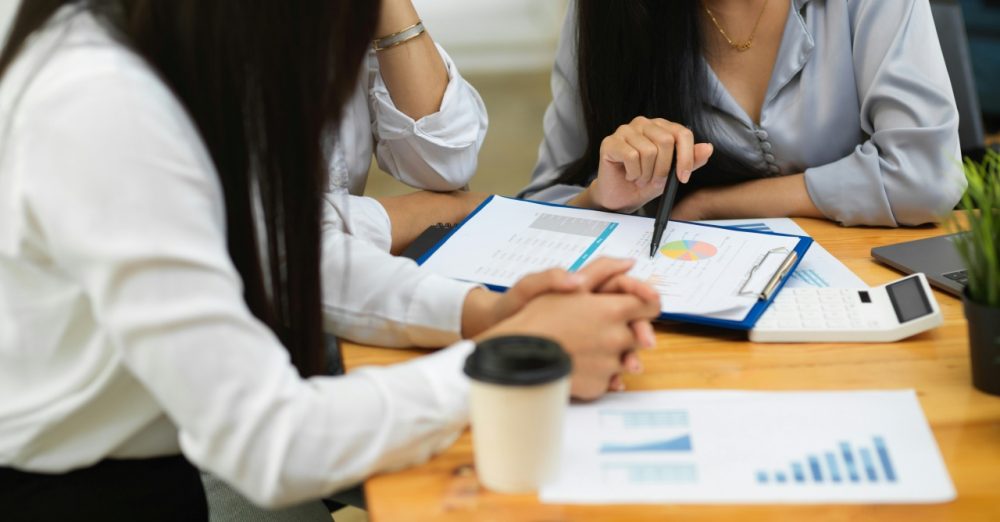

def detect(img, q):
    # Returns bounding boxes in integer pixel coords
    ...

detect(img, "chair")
[930,0,987,157]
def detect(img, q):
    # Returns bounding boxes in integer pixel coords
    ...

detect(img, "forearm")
[374,0,449,119]
[687,174,826,220]
[377,190,489,255]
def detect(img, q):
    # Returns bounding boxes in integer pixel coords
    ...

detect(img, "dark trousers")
[0,455,207,521]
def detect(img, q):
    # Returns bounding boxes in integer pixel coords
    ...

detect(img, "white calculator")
[750,273,943,343]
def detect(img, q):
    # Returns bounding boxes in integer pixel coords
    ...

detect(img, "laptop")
[871,234,967,297]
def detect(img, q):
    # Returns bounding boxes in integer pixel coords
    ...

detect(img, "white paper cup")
[464,336,572,493]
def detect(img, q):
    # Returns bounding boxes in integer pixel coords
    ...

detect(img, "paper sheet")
[420,197,802,318]
[541,390,954,505]
[703,218,867,289]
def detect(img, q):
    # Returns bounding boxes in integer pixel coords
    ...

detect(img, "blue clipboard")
[416,195,813,330]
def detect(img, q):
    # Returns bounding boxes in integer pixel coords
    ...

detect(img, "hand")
[575,117,714,213]
[462,258,659,342]
[476,262,661,400]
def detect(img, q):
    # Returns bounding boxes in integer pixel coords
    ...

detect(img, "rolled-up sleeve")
[321,193,480,348]
[804,0,965,226]
[369,45,487,192]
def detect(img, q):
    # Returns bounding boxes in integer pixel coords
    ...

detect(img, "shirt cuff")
[323,194,393,251]
[405,275,481,347]
[803,144,897,227]
[369,44,482,149]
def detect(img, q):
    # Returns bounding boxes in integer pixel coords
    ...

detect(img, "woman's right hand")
[572,116,714,213]
[476,271,661,400]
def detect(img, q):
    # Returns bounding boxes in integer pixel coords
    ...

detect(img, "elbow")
[888,172,966,226]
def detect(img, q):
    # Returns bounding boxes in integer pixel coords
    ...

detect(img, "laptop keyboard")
[942,269,968,287]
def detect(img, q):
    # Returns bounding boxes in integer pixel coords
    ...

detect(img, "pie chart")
[659,240,718,261]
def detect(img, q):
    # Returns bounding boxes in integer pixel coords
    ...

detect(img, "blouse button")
[764,153,776,163]
[760,142,773,152]
[769,165,781,174]
[755,129,769,140]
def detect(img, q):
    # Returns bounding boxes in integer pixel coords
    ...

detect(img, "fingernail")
[629,358,643,373]
[616,381,627,392]
[567,274,586,287]
[654,178,667,188]
[643,332,656,349]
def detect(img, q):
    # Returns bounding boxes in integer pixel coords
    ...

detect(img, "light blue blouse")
[521,0,966,226]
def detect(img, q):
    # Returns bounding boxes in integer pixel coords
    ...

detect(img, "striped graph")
[755,436,897,485]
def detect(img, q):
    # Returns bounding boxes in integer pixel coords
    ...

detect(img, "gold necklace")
[703,0,771,52]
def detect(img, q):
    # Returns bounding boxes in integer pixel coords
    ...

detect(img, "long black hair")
[559,0,754,191]
[0,0,380,377]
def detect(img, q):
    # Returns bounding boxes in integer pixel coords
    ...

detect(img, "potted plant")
[952,148,1000,396]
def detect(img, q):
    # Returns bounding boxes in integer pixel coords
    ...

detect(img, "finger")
[604,294,662,322]
[597,274,661,309]
[641,124,677,188]
[622,350,644,373]
[575,257,636,291]
[508,268,579,303]
[622,131,659,188]
[694,142,715,170]
[603,130,643,183]
[608,374,626,392]
[653,120,695,183]
[630,320,657,350]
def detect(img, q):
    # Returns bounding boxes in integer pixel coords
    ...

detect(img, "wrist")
[569,183,604,210]
[461,287,502,339]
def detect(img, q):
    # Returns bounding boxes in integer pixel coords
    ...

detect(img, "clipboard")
[416,196,813,330]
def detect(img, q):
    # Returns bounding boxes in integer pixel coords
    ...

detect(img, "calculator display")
[886,276,932,323]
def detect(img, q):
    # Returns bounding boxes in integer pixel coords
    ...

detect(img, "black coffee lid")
[464,336,571,386]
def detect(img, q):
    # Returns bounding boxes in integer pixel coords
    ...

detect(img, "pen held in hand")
[649,164,681,259]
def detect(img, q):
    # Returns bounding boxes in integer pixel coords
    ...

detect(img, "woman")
[521,0,966,227]
[0,1,660,520]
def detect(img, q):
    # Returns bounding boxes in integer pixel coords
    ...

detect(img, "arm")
[802,0,964,226]
[23,68,472,507]
[671,173,825,221]
[368,1,488,191]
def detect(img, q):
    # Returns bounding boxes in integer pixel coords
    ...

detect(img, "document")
[541,390,954,505]
[704,218,867,289]
[419,197,809,323]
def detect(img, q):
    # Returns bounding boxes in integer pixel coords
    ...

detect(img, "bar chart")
[755,436,897,485]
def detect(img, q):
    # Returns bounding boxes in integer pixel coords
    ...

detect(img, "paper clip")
[737,247,798,301]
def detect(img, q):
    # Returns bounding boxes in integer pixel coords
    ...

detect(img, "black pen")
[648,164,681,258]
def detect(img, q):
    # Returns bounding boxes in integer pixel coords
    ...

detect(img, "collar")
[704,0,816,127]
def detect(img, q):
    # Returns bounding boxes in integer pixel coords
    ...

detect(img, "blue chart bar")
[825,452,843,483]
[756,436,898,486]
[791,462,806,483]
[874,437,898,482]
[860,448,878,481]
[808,456,824,482]
[840,442,860,483]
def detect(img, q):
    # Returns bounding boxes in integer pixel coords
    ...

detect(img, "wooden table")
[343,216,1000,521]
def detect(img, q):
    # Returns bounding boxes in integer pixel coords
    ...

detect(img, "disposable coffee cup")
[464,336,572,493]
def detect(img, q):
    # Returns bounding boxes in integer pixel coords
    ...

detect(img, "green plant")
[952,149,1000,307]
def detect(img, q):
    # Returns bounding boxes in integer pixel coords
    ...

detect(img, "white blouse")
[0,9,473,507]
[321,30,488,347]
